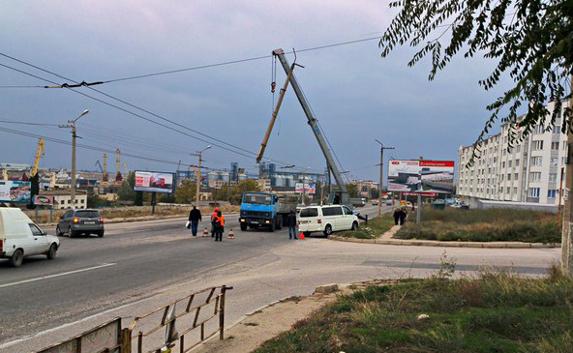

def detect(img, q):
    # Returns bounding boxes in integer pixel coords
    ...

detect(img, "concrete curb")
[330,235,560,249]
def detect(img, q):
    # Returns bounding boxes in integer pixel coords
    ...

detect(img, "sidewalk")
[331,225,560,249]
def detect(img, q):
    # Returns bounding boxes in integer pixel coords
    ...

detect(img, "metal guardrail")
[129,285,232,353]
[36,318,124,353]
[34,285,232,353]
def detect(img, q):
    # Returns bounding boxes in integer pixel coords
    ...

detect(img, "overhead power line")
[98,36,381,84]
[0,61,259,161]
[0,54,295,166]
[1,36,380,86]
[0,119,59,127]
[0,125,189,167]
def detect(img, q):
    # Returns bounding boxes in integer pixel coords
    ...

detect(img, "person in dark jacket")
[393,208,401,225]
[188,206,202,236]
[287,210,298,240]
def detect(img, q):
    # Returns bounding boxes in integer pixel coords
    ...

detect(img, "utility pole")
[375,139,395,217]
[562,77,573,275]
[192,145,211,207]
[59,109,89,207]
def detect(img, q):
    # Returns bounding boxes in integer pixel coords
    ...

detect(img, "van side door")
[342,206,355,230]
[29,223,50,254]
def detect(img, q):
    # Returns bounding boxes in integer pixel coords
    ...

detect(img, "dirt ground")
[193,280,394,353]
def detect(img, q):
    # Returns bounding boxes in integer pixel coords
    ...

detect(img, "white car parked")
[297,204,359,237]
[0,208,60,267]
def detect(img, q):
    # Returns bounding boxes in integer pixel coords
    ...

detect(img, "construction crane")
[122,162,129,178]
[115,148,123,182]
[256,48,349,205]
[30,138,45,177]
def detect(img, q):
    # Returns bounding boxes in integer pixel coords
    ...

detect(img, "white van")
[297,205,359,236]
[0,208,60,267]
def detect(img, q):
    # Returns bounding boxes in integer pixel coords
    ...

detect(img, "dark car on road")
[56,209,104,238]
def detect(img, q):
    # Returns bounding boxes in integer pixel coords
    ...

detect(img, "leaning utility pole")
[375,139,395,216]
[193,145,211,207]
[59,109,89,207]
[562,78,573,275]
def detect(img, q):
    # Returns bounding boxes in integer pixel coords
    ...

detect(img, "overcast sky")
[0,1,513,181]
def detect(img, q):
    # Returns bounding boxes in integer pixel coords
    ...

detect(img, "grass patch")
[254,270,573,353]
[339,213,395,239]
[395,207,560,243]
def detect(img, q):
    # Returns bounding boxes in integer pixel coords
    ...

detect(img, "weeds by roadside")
[254,266,573,353]
[395,208,560,243]
[339,213,395,239]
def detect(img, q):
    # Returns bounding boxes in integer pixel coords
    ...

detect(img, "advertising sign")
[295,183,316,195]
[134,171,174,193]
[388,160,454,194]
[0,180,31,203]
[34,195,54,206]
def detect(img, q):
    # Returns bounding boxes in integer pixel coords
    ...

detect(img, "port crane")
[256,48,349,205]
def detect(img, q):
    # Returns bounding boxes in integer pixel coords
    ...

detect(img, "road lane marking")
[0,263,117,289]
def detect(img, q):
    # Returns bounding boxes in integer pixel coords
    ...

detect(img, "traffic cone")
[227,229,236,239]
[298,232,305,240]
[202,227,209,237]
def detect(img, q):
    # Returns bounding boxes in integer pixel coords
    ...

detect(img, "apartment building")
[458,100,569,205]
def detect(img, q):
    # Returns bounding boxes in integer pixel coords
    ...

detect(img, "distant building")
[208,171,229,189]
[40,190,88,210]
[352,180,379,198]
[457,99,569,206]
[258,162,325,190]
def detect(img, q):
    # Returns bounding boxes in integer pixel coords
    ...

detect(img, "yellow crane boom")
[31,138,45,177]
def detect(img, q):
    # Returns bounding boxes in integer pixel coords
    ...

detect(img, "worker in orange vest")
[210,207,219,238]
[214,210,225,242]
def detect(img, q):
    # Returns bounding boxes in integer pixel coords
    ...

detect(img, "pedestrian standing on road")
[399,207,407,225]
[393,208,401,225]
[188,206,202,237]
[287,210,298,240]
[210,207,219,238]
[214,210,225,242]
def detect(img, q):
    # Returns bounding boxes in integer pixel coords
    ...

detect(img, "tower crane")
[256,48,349,205]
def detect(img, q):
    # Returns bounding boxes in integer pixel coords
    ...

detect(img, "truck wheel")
[276,216,282,230]
[47,244,58,259]
[270,220,275,232]
[10,249,24,267]
[324,224,333,237]
[68,227,74,238]
[97,230,105,238]
[240,223,247,231]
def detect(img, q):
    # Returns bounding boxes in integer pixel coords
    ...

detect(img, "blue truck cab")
[240,192,284,232]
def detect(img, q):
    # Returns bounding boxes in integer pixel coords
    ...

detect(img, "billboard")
[0,180,31,203]
[134,171,175,193]
[295,183,316,195]
[388,160,454,194]
[34,195,54,206]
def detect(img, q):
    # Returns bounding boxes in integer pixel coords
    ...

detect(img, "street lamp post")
[192,145,211,206]
[375,139,395,217]
[59,109,89,207]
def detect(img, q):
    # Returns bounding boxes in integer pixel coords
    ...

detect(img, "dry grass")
[395,208,560,243]
[254,268,573,353]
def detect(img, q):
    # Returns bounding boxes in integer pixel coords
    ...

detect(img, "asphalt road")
[0,205,560,352]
